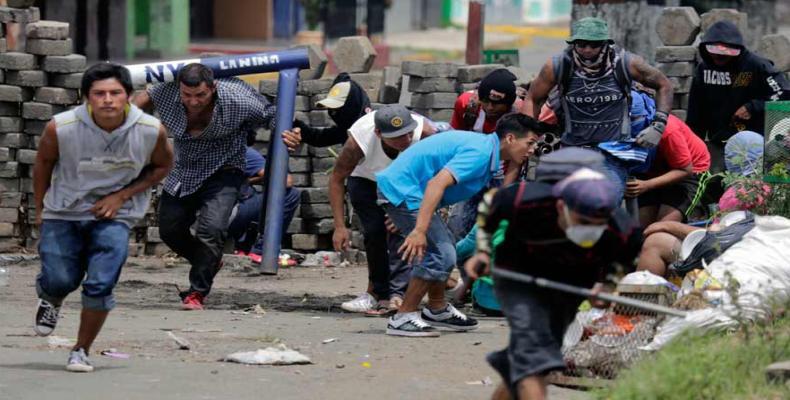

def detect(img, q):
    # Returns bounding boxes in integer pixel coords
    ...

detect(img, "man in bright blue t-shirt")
[375,113,542,337]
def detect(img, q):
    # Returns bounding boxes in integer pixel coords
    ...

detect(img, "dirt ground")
[0,255,591,400]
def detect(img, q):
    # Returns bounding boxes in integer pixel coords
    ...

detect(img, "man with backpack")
[522,17,674,201]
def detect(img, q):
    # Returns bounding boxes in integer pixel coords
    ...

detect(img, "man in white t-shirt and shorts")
[331,105,436,315]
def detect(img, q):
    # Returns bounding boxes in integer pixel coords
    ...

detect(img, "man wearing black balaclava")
[282,72,372,148]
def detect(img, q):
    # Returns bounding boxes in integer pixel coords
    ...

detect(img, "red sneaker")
[181,292,204,311]
[247,252,262,264]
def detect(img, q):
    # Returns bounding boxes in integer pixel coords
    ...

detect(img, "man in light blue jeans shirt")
[32,63,173,372]
[375,113,541,337]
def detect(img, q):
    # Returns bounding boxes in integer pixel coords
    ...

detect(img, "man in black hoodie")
[281,72,372,148]
[687,20,790,172]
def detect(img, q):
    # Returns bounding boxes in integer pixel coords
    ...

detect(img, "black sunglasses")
[574,40,605,50]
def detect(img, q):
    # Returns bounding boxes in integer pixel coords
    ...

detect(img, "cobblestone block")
[293,44,327,80]
[757,34,790,72]
[26,38,72,56]
[0,133,27,148]
[0,146,10,161]
[290,173,311,187]
[310,172,329,188]
[0,178,18,191]
[41,54,86,73]
[0,191,22,207]
[378,66,401,103]
[22,102,61,120]
[0,85,32,102]
[669,77,692,94]
[306,219,334,234]
[300,203,333,219]
[48,72,82,89]
[0,6,39,23]
[300,187,330,204]
[411,92,457,109]
[5,70,47,87]
[34,87,78,105]
[0,161,19,178]
[288,157,311,173]
[297,78,333,96]
[401,61,459,78]
[309,110,330,127]
[657,62,695,77]
[311,157,335,172]
[25,20,70,39]
[24,119,46,134]
[408,77,457,93]
[655,46,697,62]
[16,148,35,164]
[656,7,701,46]
[333,36,377,73]
[457,64,505,83]
[290,233,329,250]
[700,9,747,35]
[0,52,36,70]
[0,116,22,132]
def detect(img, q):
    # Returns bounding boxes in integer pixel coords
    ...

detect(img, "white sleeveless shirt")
[349,111,425,181]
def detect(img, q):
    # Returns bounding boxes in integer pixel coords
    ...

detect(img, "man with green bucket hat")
[522,17,674,202]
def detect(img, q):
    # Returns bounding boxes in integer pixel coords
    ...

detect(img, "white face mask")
[563,205,607,248]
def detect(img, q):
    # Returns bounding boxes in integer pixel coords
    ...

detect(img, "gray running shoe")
[66,348,94,372]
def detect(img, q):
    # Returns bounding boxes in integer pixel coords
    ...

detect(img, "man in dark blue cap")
[465,168,642,400]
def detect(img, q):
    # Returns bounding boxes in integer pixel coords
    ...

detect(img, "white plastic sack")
[644,216,790,350]
[223,344,312,365]
[619,270,671,286]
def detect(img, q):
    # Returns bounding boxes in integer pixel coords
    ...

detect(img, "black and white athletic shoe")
[421,304,478,331]
[34,299,60,336]
[386,312,440,337]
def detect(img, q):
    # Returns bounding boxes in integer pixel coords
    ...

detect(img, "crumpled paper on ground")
[222,344,312,365]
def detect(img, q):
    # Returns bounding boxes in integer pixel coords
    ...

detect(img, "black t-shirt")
[480,181,642,288]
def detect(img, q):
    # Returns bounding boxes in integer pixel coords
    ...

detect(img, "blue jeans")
[380,200,456,283]
[228,186,301,255]
[347,177,408,299]
[600,153,628,205]
[36,220,131,311]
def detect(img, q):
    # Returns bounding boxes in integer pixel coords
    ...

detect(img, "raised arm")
[628,55,673,115]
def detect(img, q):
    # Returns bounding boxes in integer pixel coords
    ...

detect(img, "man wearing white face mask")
[464,168,642,400]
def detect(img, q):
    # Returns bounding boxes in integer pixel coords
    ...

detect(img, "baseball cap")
[316,81,351,109]
[552,168,618,219]
[705,43,741,56]
[567,17,612,43]
[374,105,418,139]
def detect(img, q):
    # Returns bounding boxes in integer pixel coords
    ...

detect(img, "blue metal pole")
[259,68,300,274]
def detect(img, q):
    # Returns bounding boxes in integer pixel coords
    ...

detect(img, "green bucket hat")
[567,17,612,43]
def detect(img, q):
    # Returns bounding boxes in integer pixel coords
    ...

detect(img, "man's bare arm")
[522,59,556,118]
[329,137,365,230]
[32,121,59,224]
[629,55,674,114]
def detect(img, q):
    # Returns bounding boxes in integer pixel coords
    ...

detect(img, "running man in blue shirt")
[375,113,542,337]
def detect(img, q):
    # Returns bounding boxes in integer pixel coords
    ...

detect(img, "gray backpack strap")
[552,52,574,139]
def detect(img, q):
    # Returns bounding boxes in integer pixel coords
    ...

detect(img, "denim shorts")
[36,219,130,311]
[379,197,456,282]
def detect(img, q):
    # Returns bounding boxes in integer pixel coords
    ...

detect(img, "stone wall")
[0,3,86,253]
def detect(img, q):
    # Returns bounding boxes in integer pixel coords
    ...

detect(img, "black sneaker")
[34,299,60,336]
[421,304,478,331]
[386,312,440,337]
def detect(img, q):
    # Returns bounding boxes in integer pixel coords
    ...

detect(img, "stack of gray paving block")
[655,6,701,122]
[0,6,86,252]
[401,61,461,122]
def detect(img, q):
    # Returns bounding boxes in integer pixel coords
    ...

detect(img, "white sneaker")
[340,292,376,313]
[66,348,94,372]
[386,312,440,337]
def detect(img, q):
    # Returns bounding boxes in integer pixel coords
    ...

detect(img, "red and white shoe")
[181,292,204,311]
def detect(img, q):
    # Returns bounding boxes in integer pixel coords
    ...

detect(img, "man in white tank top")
[332,105,436,315]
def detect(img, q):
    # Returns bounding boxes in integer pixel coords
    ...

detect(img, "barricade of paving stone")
[0,11,87,252]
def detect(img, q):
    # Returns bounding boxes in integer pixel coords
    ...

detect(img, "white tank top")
[349,111,425,181]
